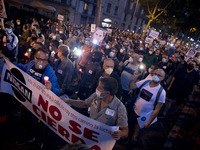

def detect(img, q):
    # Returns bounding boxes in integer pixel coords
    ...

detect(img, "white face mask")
[109,52,115,58]
[139,57,143,62]
[152,75,160,82]
[106,45,110,49]
[149,51,153,55]
[105,68,113,75]
[148,68,152,73]
[128,57,134,63]
[49,46,52,51]
[52,35,56,40]
[96,89,103,98]
[120,49,124,53]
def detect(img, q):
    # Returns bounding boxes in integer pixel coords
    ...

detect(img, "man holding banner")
[8,48,61,145]
[61,77,128,140]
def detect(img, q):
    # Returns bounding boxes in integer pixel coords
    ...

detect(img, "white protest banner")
[159,40,166,45]
[0,0,7,18]
[149,30,159,39]
[184,48,197,61]
[91,24,96,32]
[0,60,117,150]
[145,37,154,45]
[58,14,64,21]
[90,27,107,45]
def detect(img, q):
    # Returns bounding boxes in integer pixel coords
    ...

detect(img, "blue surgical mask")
[152,75,160,82]
[162,58,167,63]
[6,28,12,34]
[85,41,90,45]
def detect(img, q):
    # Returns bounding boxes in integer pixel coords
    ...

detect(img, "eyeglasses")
[153,73,162,77]
[35,57,48,62]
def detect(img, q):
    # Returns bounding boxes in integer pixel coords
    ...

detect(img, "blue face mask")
[6,28,12,34]
[85,41,90,45]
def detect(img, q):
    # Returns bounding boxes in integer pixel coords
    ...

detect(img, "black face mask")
[32,37,37,41]
[187,64,194,71]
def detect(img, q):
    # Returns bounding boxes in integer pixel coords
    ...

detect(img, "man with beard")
[167,62,199,105]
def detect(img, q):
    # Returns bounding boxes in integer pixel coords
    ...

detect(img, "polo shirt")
[85,93,128,127]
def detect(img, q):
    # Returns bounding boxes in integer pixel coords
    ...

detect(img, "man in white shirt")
[127,68,166,142]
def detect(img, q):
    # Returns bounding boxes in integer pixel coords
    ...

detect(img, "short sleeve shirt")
[85,93,128,127]
[134,79,166,116]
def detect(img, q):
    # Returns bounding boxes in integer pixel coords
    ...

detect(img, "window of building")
[135,17,139,25]
[84,3,88,11]
[129,2,134,9]
[92,6,96,16]
[123,14,127,21]
[114,6,118,15]
[106,3,111,13]
[61,0,67,4]
[80,15,87,26]
[83,2,88,14]
[67,0,71,5]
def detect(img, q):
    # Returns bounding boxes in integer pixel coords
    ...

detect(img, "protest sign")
[145,37,154,45]
[149,30,159,39]
[185,48,197,61]
[0,60,117,150]
[58,14,64,21]
[159,40,166,45]
[90,27,107,45]
[0,0,7,18]
[91,24,96,32]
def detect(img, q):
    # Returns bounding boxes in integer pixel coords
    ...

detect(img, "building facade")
[100,0,147,33]
[5,0,147,33]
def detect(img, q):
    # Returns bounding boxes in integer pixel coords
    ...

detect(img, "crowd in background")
[0,16,200,149]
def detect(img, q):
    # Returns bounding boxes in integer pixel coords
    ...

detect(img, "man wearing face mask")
[61,77,128,141]
[66,31,76,50]
[53,44,74,95]
[157,55,168,71]
[78,51,102,100]
[14,19,22,37]
[143,47,158,69]
[78,38,93,72]
[167,62,199,106]
[127,69,166,142]
[108,48,120,73]
[120,53,140,104]
[12,48,60,145]
[3,21,19,62]
[101,58,122,99]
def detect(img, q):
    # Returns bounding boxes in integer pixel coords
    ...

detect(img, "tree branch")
[154,0,173,19]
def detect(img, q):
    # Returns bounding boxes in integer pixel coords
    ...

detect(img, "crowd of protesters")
[0,16,200,149]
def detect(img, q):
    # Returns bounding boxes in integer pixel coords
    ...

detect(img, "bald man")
[102,58,122,99]
[126,68,166,143]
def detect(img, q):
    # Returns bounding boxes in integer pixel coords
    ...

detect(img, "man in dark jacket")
[143,46,157,69]
[54,44,74,95]
[78,51,102,100]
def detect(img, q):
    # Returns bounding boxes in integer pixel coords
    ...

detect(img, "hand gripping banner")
[0,59,118,150]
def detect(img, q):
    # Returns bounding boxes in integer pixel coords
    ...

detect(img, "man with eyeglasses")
[12,48,60,145]
[126,68,166,143]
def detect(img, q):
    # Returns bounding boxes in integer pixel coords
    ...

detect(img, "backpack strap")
[139,80,151,89]
[138,80,164,110]
[153,86,164,110]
